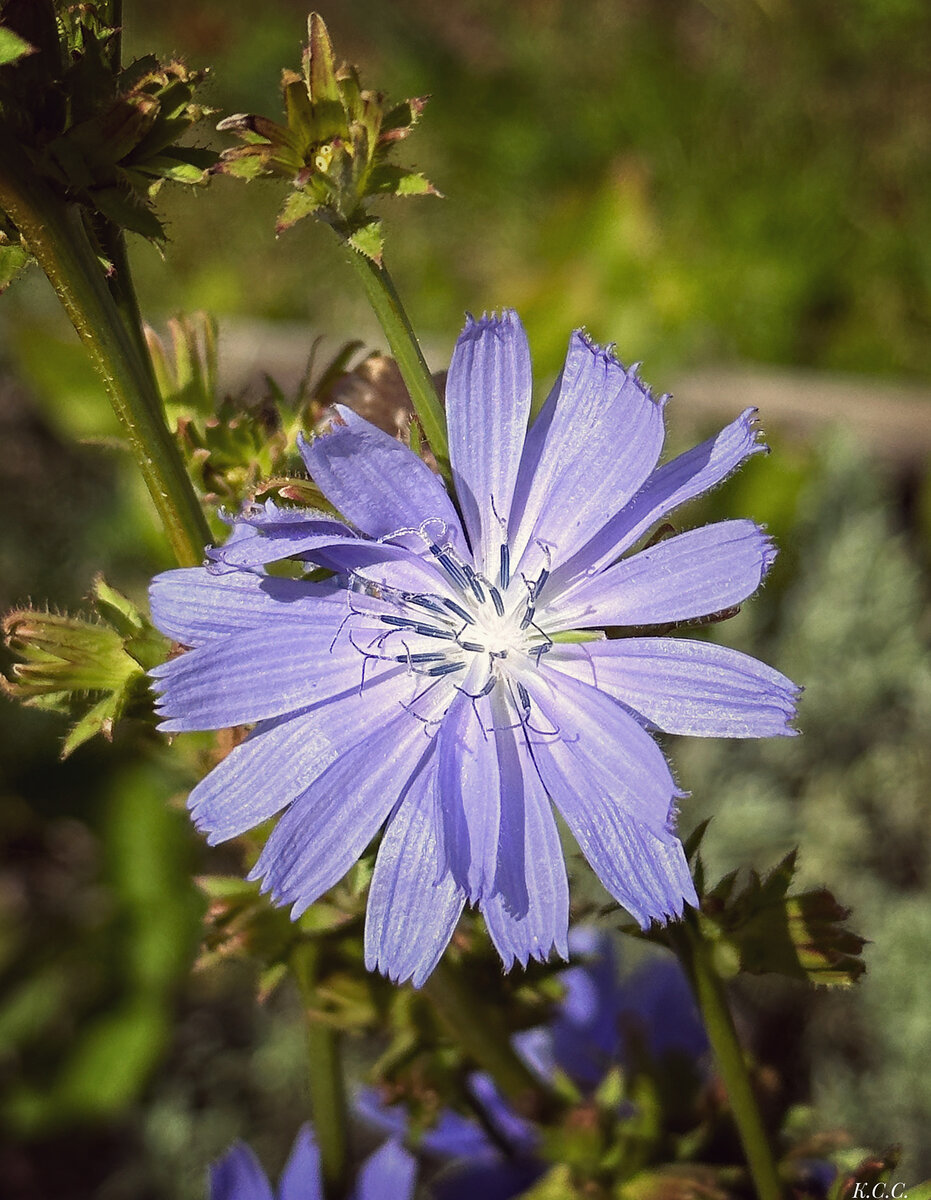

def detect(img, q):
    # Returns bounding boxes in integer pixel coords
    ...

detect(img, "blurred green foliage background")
[1,1,930,1196]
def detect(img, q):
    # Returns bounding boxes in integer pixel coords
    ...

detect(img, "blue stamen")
[428,542,470,590]
[442,598,475,626]
[425,661,466,677]
[458,640,486,653]
[499,544,510,589]
[489,585,505,616]
[464,567,486,603]
[520,605,535,630]
[395,652,446,663]
[404,593,449,617]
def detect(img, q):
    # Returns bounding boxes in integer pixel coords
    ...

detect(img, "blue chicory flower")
[209,1126,415,1200]
[150,310,799,985]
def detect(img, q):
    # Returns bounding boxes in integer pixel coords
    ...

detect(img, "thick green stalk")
[424,958,562,1122]
[291,943,350,1200]
[0,147,210,566]
[669,914,785,1200]
[342,247,450,477]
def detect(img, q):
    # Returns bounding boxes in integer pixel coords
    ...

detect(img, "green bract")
[216,13,439,263]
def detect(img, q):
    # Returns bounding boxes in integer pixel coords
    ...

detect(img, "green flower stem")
[423,958,563,1122]
[291,943,350,1200]
[668,913,785,1200]
[0,146,210,566]
[342,246,450,478]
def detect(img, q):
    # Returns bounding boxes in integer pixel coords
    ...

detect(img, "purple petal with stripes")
[509,332,665,572]
[150,617,389,731]
[250,702,438,916]
[150,568,343,647]
[186,668,413,844]
[435,686,503,905]
[553,407,765,586]
[298,408,467,556]
[548,519,775,631]
[446,311,533,573]
[523,666,679,835]
[548,638,800,738]
[482,746,569,970]
[365,754,466,987]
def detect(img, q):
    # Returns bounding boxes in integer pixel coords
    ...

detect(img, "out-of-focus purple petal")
[548,638,800,738]
[435,686,504,906]
[553,407,765,586]
[298,409,467,556]
[550,933,622,1087]
[251,701,438,916]
[365,754,466,987]
[621,957,708,1061]
[353,1139,417,1200]
[150,616,390,732]
[355,1088,495,1161]
[433,1160,542,1200]
[523,666,679,834]
[482,748,569,970]
[468,1073,538,1155]
[186,668,414,844]
[208,1142,275,1200]
[277,1125,324,1200]
[548,519,775,631]
[509,332,665,572]
[150,568,344,647]
[446,311,533,573]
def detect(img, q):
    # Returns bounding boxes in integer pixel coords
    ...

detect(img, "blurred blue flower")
[360,931,707,1200]
[208,1126,415,1200]
[515,927,708,1090]
[151,310,799,985]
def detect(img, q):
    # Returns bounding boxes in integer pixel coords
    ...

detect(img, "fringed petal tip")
[491,933,570,975]
[567,332,665,407]
[459,308,523,341]
[739,406,771,455]
[760,530,779,579]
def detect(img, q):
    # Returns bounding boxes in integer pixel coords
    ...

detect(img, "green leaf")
[368,163,440,197]
[0,240,32,293]
[142,153,210,185]
[276,188,323,233]
[701,851,867,987]
[0,26,34,66]
[347,218,385,264]
[92,186,166,242]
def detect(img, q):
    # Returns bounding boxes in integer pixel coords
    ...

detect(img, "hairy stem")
[0,148,210,566]
[669,913,785,1200]
[423,958,562,1122]
[342,247,450,477]
[291,943,350,1200]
